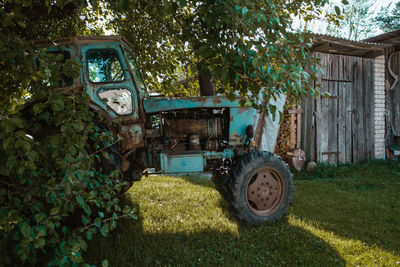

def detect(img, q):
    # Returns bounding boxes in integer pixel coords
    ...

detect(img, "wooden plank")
[305,57,316,162]
[331,55,339,81]
[328,81,338,164]
[288,108,304,114]
[345,81,353,163]
[320,80,330,163]
[315,81,323,162]
[321,53,329,80]
[302,63,314,162]
[338,81,347,163]
[353,57,365,163]
[310,94,316,162]
[338,55,344,81]
[363,58,374,159]
[344,54,352,82]
[314,52,323,79]
[322,152,340,155]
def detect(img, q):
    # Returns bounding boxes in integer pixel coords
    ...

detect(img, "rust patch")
[236,107,247,114]
[212,98,222,104]
[120,123,144,150]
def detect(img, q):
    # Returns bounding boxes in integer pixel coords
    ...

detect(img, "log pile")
[274,109,293,163]
[274,106,303,164]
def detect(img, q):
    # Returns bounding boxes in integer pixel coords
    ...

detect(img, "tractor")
[36,35,293,225]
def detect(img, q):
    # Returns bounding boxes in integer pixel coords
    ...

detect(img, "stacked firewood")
[274,108,293,163]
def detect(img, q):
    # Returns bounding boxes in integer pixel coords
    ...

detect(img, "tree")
[105,0,328,109]
[325,0,377,40]
[375,2,400,32]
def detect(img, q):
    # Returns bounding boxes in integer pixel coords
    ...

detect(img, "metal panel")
[229,107,257,146]
[160,153,204,173]
[143,96,241,113]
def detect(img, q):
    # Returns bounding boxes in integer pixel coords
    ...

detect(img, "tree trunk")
[199,72,216,96]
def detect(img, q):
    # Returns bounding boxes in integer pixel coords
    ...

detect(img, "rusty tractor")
[37,36,293,225]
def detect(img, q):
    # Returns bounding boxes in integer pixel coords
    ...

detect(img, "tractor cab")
[37,36,147,150]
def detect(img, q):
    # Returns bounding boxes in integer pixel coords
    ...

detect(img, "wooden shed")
[364,29,400,158]
[279,35,391,165]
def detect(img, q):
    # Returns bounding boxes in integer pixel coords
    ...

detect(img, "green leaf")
[122,205,131,215]
[102,260,109,267]
[86,230,93,240]
[341,0,349,4]
[20,223,32,237]
[50,207,59,216]
[242,6,248,16]
[51,98,64,112]
[9,117,24,129]
[252,58,261,69]
[2,137,13,150]
[33,103,46,115]
[81,216,89,224]
[102,151,109,160]
[334,6,341,16]
[34,238,46,248]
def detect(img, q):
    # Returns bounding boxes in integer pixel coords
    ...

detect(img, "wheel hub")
[246,167,285,216]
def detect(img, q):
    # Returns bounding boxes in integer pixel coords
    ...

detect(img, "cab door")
[80,43,145,149]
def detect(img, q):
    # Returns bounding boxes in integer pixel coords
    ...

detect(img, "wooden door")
[303,53,374,164]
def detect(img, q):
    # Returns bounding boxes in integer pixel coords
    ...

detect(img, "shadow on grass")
[86,200,345,266]
[85,161,400,265]
[291,160,400,257]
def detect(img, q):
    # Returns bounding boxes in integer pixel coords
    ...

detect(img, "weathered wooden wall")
[302,52,374,164]
[385,47,400,141]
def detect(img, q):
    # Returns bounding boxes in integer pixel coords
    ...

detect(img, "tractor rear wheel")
[228,151,293,225]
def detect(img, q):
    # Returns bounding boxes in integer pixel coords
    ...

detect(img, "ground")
[86,160,400,266]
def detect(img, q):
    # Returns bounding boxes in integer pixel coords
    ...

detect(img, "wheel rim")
[245,167,285,216]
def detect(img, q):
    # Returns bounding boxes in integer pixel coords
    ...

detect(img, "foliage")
[324,0,377,41]
[0,51,137,265]
[375,1,400,32]
[106,0,330,109]
[86,160,400,265]
[0,1,136,265]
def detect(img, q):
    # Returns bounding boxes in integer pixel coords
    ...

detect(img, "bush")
[0,53,137,265]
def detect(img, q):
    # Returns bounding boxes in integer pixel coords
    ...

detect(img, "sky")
[297,0,396,38]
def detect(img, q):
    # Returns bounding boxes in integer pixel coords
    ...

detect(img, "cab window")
[125,50,146,90]
[87,49,125,83]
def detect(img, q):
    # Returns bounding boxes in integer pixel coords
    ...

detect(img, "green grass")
[86,160,400,266]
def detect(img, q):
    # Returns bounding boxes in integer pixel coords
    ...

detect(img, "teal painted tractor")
[38,36,293,225]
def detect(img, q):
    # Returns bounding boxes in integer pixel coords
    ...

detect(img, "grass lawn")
[86,160,400,266]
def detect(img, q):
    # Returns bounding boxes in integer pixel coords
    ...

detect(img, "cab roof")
[34,35,134,50]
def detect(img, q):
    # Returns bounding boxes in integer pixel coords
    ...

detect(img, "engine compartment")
[148,108,230,153]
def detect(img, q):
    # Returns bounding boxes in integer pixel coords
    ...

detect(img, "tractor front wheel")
[228,151,293,225]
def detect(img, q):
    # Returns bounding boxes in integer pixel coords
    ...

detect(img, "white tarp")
[253,93,286,152]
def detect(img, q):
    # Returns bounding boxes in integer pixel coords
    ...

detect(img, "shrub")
[0,52,137,265]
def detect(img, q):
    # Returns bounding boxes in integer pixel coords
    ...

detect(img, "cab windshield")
[87,49,125,83]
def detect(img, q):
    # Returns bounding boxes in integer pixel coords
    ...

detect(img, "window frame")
[125,49,147,91]
[96,87,135,116]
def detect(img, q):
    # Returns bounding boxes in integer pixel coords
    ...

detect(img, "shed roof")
[362,29,400,45]
[311,34,391,58]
